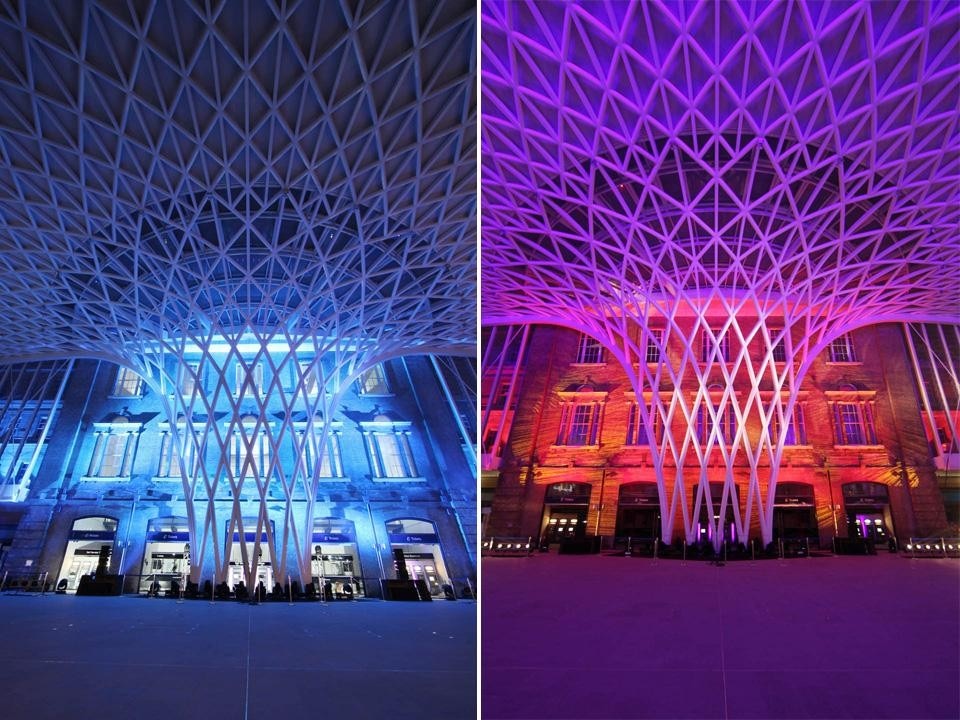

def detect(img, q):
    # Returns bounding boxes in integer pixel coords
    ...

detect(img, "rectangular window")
[298,428,343,478]
[180,363,200,396]
[626,403,662,445]
[33,414,49,442]
[828,333,856,363]
[358,364,390,395]
[89,431,132,477]
[556,402,602,446]
[231,427,269,479]
[377,433,407,477]
[235,363,264,397]
[697,405,736,445]
[112,368,143,397]
[11,416,29,442]
[158,430,199,478]
[770,328,787,363]
[645,329,664,364]
[575,333,603,364]
[568,405,592,444]
[503,333,522,363]
[832,402,878,445]
[490,377,520,410]
[366,430,417,478]
[769,405,807,446]
[97,433,130,477]
[297,362,318,396]
[701,332,730,362]
[158,433,176,477]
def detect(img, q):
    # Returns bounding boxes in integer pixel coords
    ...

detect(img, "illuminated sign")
[68,531,116,541]
[845,497,888,506]
[146,531,191,542]
[311,532,353,543]
[389,534,439,544]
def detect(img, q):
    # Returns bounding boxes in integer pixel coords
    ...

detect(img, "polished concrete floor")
[482,553,959,719]
[0,595,475,719]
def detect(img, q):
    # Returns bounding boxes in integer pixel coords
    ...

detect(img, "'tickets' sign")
[68,530,116,541]
[146,531,191,542]
[388,533,439,544]
[311,532,354,543]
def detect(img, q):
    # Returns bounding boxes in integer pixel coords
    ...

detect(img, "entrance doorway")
[615,483,661,539]
[312,518,364,597]
[139,516,190,594]
[773,482,818,540]
[842,482,894,544]
[849,511,889,542]
[696,483,739,544]
[540,482,592,545]
[543,508,587,543]
[226,519,275,591]
[386,518,450,597]
[57,516,117,592]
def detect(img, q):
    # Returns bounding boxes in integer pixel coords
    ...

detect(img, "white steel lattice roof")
[481,0,960,330]
[0,0,476,363]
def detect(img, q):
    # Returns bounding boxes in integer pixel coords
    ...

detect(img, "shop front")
[57,516,117,592]
[226,519,275,591]
[139,516,191,594]
[843,482,894,543]
[695,482,739,544]
[386,518,450,597]
[615,482,661,540]
[773,482,818,540]
[540,482,591,544]
[312,518,364,598]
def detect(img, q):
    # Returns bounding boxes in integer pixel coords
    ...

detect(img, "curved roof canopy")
[0,0,476,363]
[482,0,960,329]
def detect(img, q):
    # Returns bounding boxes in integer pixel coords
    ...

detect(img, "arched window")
[544,482,592,504]
[385,518,437,537]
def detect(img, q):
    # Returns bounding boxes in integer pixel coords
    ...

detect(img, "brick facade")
[483,322,952,549]
[0,355,476,598]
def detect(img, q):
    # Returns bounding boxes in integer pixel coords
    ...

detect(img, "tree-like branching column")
[139,329,383,589]
[481,1,960,549]
[123,200,474,587]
